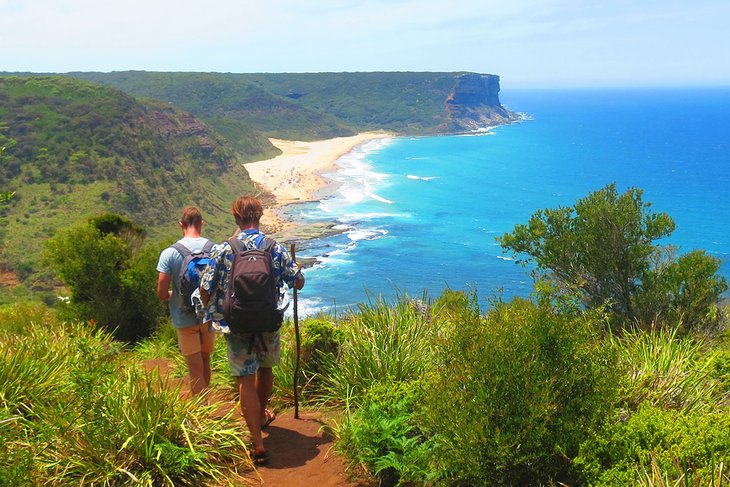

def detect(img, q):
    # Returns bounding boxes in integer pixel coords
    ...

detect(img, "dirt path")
[248,410,360,486]
[143,359,359,486]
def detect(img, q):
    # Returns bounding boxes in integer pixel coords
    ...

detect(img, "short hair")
[180,206,203,228]
[232,195,263,228]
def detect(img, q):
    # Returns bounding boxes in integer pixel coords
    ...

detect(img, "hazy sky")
[3,0,728,88]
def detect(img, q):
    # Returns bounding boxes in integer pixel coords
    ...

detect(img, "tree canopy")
[499,183,727,332]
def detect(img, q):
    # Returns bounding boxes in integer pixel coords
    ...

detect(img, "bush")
[0,313,252,485]
[419,296,619,486]
[335,381,436,486]
[42,214,165,341]
[575,403,730,486]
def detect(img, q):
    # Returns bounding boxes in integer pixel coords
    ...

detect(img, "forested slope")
[69,70,516,138]
[0,76,256,289]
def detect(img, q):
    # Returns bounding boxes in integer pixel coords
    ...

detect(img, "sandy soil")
[244,132,392,235]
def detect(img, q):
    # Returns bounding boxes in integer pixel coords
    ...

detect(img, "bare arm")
[157,272,172,301]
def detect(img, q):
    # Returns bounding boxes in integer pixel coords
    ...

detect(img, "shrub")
[419,296,619,486]
[42,214,165,341]
[0,313,251,485]
[299,317,344,396]
[334,381,435,486]
[575,403,730,486]
[499,183,727,332]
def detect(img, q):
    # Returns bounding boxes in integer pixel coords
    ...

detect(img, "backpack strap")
[172,240,213,256]
[171,242,192,257]
[228,234,277,254]
[227,236,244,254]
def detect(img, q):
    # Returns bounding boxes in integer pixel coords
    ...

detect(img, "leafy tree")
[499,183,727,332]
[42,214,165,341]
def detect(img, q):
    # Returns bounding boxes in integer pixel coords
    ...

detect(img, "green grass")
[615,327,723,412]
[0,303,253,486]
[2,290,729,486]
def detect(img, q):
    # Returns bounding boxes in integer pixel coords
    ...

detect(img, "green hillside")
[68,71,503,137]
[69,71,358,142]
[244,71,467,132]
[0,76,257,292]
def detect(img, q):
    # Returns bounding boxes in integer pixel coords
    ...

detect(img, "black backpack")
[222,236,283,334]
[170,240,214,312]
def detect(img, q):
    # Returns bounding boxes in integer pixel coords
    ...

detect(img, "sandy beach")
[244,131,392,235]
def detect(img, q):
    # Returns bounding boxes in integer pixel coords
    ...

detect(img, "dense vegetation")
[0,304,252,486]
[3,185,724,485]
[68,71,480,138]
[0,76,258,296]
[69,71,356,145]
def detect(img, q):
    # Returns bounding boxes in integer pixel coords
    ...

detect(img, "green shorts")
[224,331,281,376]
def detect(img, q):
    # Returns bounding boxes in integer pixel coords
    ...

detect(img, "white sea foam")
[346,229,388,242]
[368,192,395,204]
[406,175,439,181]
[338,212,403,222]
[496,255,514,261]
[287,296,327,318]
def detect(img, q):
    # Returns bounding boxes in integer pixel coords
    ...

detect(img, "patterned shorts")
[224,331,281,376]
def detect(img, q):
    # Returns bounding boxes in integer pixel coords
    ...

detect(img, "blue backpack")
[171,240,214,312]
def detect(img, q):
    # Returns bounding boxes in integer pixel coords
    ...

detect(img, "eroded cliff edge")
[445,73,520,132]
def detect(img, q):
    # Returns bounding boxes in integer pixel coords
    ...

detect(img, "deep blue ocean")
[287,88,730,316]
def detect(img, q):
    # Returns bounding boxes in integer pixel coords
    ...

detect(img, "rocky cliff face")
[445,73,518,132]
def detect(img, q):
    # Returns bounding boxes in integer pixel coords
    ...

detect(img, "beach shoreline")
[244,131,392,239]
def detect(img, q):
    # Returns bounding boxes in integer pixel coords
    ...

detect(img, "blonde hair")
[231,195,263,228]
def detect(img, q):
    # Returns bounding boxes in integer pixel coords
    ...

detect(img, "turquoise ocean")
[285,88,730,316]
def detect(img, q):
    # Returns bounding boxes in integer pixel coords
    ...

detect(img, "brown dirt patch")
[0,265,20,287]
[249,410,360,487]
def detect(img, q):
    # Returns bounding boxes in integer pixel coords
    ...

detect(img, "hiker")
[156,206,215,395]
[199,195,305,466]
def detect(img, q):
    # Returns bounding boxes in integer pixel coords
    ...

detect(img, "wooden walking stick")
[291,243,301,419]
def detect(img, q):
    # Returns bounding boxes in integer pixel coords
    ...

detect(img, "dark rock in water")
[445,73,520,132]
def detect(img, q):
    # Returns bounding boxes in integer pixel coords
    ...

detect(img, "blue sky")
[2,0,728,88]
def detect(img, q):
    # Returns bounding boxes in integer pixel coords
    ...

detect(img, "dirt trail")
[248,410,359,486]
[143,359,359,486]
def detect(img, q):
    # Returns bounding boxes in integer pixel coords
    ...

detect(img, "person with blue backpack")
[200,195,304,466]
[156,206,215,395]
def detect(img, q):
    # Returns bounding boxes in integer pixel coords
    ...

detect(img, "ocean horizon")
[286,87,730,317]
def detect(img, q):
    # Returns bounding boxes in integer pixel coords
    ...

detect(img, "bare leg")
[201,351,212,388]
[238,374,264,453]
[185,352,206,395]
[256,367,274,423]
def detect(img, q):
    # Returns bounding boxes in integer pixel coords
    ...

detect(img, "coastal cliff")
[445,73,519,131]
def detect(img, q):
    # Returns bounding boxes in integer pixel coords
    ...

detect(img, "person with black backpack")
[156,206,215,396]
[199,195,304,466]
